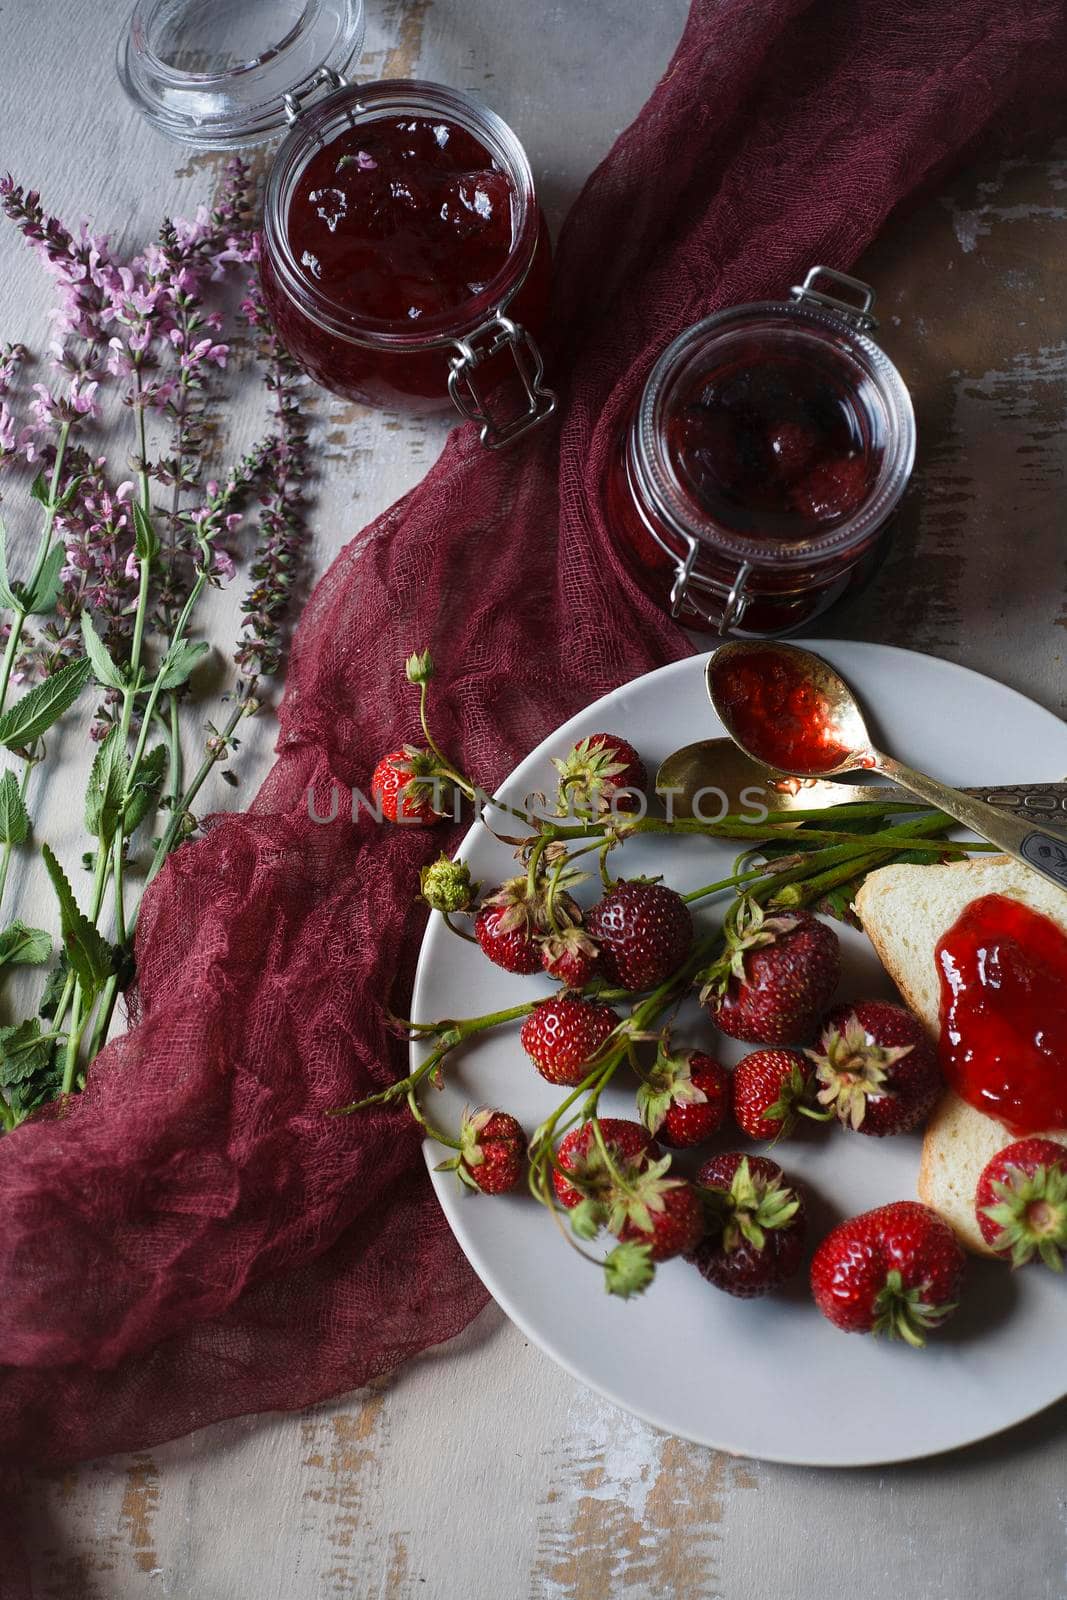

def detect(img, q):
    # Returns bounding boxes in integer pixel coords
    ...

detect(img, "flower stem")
[0,420,71,715]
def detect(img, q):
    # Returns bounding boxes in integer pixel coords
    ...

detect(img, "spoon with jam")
[705,641,1067,891]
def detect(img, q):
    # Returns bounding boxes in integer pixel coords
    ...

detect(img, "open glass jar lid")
[117,0,366,147]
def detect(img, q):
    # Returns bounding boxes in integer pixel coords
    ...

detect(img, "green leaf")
[25,542,66,615]
[38,953,69,1021]
[56,473,84,511]
[80,610,127,691]
[0,1017,61,1121]
[0,1018,54,1086]
[29,471,50,507]
[123,744,168,836]
[40,843,114,1004]
[156,639,209,692]
[0,655,92,750]
[0,921,51,967]
[0,519,21,612]
[84,725,129,844]
[132,503,160,562]
[0,769,29,845]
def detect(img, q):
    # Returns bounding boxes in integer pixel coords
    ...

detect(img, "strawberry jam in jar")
[606,269,915,633]
[117,2,554,446]
[260,80,555,443]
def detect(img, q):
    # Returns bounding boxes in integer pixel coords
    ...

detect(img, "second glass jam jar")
[605,268,916,634]
[118,1,556,446]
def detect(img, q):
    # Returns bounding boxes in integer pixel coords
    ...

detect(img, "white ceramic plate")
[411,642,1067,1466]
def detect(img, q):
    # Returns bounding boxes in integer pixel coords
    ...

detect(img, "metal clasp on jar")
[790,266,878,332]
[664,532,753,633]
[283,67,350,127]
[448,315,557,448]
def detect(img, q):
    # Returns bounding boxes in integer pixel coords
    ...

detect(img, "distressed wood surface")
[1,1,1066,1596]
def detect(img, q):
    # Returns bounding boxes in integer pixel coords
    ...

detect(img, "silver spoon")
[705,641,1067,890]
[655,738,1067,831]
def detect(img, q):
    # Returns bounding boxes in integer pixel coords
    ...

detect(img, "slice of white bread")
[854,855,1067,1255]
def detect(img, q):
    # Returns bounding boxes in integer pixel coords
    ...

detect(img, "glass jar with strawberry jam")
[259,81,555,441]
[605,269,915,634]
[118,2,555,445]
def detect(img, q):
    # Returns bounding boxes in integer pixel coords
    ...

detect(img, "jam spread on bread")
[936,892,1067,1134]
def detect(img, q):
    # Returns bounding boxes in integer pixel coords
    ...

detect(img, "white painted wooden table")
[3,2,1066,1595]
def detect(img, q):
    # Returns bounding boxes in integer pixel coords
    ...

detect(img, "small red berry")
[733,1048,815,1141]
[371,747,444,824]
[637,1045,729,1148]
[619,1181,704,1262]
[539,925,601,989]
[975,1137,1067,1269]
[553,1118,660,1209]
[440,1109,525,1195]
[552,733,647,817]
[811,1201,965,1344]
[807,1001,941,1136]
[475,901,541,974]
[701,898,840,1045]
[689,1152,807,1298]
[586,881,693,991]
[520,995,619,1086]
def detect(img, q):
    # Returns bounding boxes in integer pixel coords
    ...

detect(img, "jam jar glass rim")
[632,299,916,570]
[262,78,542,352]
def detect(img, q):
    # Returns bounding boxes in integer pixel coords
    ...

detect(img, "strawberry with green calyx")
[539,922,601,988]
[613,1167,704,1261]
[975,1138,1067,1270]
[807,1001,941,1136]
[552,1117,661,1209]
[371,747,454,824]
[419,853,478,914]
[811,1201,965,1345]
[435,1107,526,1195]
[733,1048,819,1142]
[636,1039,729,1148]
[552,732,647,818]
[372,648,480,826]
[475,872,585,975]
[698,895,840,1044]
[689,1152,807,1298]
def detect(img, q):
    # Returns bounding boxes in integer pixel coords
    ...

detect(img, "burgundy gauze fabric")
[1,0,1065,1471]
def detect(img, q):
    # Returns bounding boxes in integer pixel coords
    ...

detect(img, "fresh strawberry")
[807,1001,941,1136]
[792,454,868,522]
[520,995,619,1086]
[975,1137,1067,1270]
[552,732,647,817]
[636,1043,730,1148]
[700,897,840,1044]
[539,924,601,988]
[733,1048,816,1141]
[618,1180,704,1262]
[689,1152,806,1298]
[475,903,540,973]
[437,1109,525,1195]
[371,746,447,823]
[552,1117,659,1209]
[810,1200,965,1345]
[474,874,569,974]
[586,880,693,991]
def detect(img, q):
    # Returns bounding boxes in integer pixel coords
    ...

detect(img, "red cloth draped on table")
[1,0,1065,1476]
